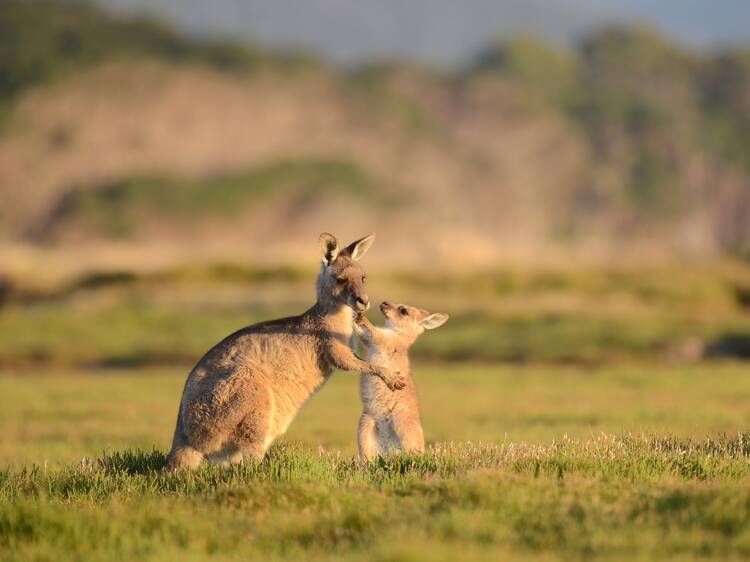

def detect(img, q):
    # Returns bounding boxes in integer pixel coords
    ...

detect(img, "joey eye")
[362,275,367,284]
[399,306,408,316]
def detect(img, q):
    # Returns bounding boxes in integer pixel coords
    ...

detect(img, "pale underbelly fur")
[266,371,332,448]
[361,348,402,451]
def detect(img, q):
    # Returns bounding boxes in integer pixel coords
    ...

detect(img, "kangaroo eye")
[399,307,408,316]
[336,277,346,285]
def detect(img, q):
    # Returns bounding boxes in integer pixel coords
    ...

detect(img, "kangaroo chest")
[266,309,355,439]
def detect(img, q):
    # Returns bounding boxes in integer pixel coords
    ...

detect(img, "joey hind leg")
[358,414,381,461]
[391,413,425,454]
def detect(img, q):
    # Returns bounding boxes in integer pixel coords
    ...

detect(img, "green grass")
[3,267,750,560]
[44,159,400,239]
[3,362,750,466]
[3,264,750,366]
[3,437,750,561]
[2,363,750,561]
[4,441,750,562]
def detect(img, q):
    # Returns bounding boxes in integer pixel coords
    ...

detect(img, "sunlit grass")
[2,361,750,466]
[2,265,750,560]
[2,436,750,561]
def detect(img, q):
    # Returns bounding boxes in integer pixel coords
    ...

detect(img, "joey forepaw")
[370,364,406,390]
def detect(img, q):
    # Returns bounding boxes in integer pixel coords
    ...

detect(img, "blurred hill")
[1,0,750,272]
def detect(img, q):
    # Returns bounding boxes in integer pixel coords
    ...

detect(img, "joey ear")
[319,232,339,265]
[341,233,376,261]
[421,313,449,330]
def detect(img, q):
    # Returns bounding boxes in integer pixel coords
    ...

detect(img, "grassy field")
[2,265,750,560]
[3,263,750,366]
[2,362,750,466]
[3,4,750,558]
[2,362,750,561]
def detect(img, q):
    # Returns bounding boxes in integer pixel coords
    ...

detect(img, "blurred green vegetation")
[2,263,750,367]
[3,2,749,175]
[471,35,581,107]
[40,158,399,239]
[472,25,750,226]
[0,0,318,100]
[2,2,750,254]
[702,51,750,169]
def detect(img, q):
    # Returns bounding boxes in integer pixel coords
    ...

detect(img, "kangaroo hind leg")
[164,414,206,471]
[232,382,274,462]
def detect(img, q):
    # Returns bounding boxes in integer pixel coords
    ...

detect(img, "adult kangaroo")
[164,233,404,470]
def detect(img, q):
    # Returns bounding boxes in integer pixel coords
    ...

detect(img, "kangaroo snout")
[355,296,370,311]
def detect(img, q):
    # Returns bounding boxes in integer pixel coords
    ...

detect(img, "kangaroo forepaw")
[370,365,405,391]
[386,374,406,391]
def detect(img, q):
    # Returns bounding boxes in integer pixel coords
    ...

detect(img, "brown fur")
[354,301,448,460]
[164,233,405,470]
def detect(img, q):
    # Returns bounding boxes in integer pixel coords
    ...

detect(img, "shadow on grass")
[95,443,459,480]
[98,448,167,475]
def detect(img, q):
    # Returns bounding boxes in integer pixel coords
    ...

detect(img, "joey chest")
[364,345,391,368]
[360,344,415,418]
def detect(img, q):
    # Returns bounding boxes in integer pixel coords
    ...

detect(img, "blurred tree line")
[0,0,317,98]
[473,28,750,255]
[1,0,750,257]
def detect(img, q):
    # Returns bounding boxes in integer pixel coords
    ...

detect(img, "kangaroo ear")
[342,233,376,261]
[319,232,339,266]
[421,313,448,330]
